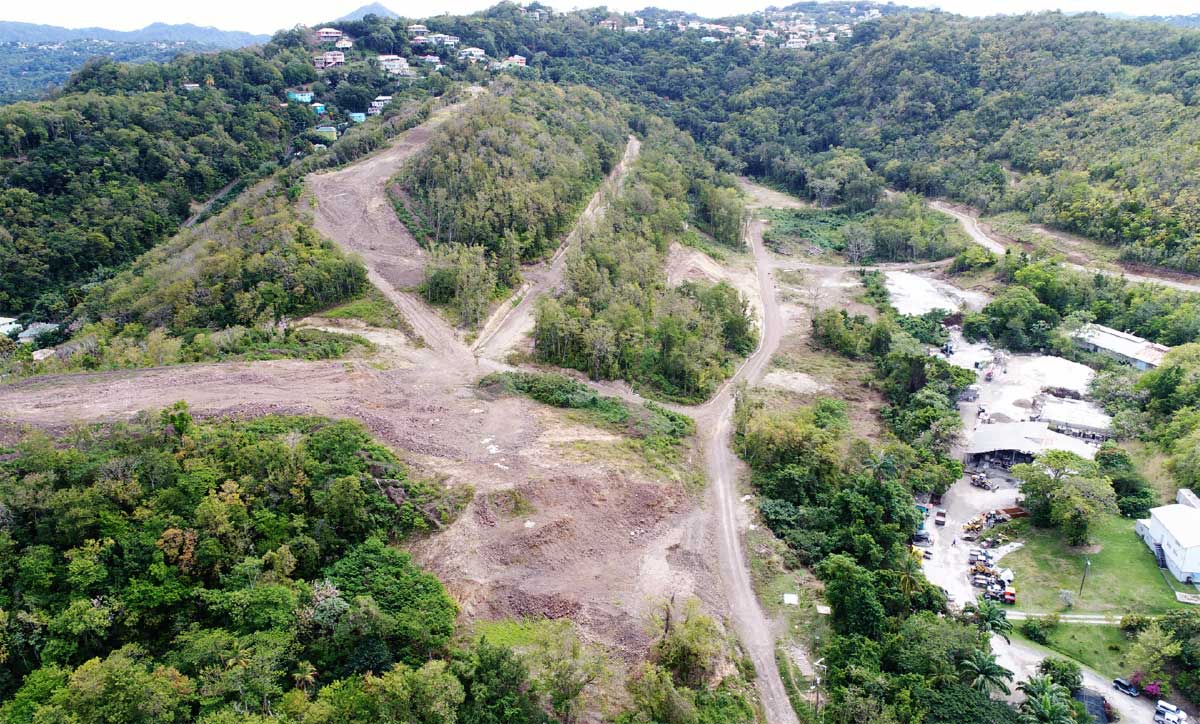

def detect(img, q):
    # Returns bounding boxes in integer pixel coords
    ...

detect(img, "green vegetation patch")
[762,194,967,264]
[320,285,409,331]
[762,207,862,253]
[480,371,694,449]
[533,117,756,403]
[1001,516,1183,615]
[0,404,476,718]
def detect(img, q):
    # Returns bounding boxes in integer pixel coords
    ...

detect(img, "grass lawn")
[1013,623,1134,681]
[1002,515,1184,615]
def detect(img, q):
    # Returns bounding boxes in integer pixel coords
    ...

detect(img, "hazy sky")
[4,0,1196,34]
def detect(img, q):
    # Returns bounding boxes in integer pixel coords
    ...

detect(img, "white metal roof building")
[1138,504,1200,583]
[1074,323,1169,370]
[1036,397,1112,437]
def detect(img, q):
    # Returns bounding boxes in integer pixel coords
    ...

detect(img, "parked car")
[1155,701,1188,723]
[934,509,947,526]
[1112,678,1140,697]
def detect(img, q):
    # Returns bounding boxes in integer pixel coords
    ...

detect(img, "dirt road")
[993,637,1157,724]
[930,199,1200,295]
[698,216,799,724]
[929,200,1007,255]
[473,136,641,361]
[307,101,474,360]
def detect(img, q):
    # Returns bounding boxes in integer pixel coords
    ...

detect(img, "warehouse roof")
[965,421,1097,459]
[1075,324,1168,368]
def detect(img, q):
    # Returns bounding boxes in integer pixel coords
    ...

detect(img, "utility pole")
[1079,557,1091,597]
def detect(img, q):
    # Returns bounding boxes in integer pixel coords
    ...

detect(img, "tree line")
[395,5,1200,273]
[532,115,756,402]
[399,81,625,326]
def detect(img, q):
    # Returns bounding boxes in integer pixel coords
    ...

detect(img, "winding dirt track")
[931,199,1200,295]
[696,217,798,724]
[0,105,800,722]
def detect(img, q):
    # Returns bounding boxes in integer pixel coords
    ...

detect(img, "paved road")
[994,636,1158,724]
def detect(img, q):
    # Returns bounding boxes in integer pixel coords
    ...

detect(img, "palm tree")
[1018,675,1068,701]
[866,451,898,481]
[1019,692,1075,724]
[964,599,1014,643]
[898,555,922,598]
[958,649,1014,696]
[292,660,318,693]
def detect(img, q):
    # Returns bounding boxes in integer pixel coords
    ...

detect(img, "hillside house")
[314,125,338,141]
[316,27,343,42]
[502,54,527,67]
[17,322,57,344]
[418,54,441,64]
[0,316,19,336]
[407,24,429,34]
[377,55,413,75]
[1074,323,1169,370]
[335,38,354,49]
[1137,504,1200,583]
[429,33,459,46]
[459,47,486,62]
[287,90,314,103]
[367,95,393,115]
[319,50,345,68]
[181,82,201,91]
[410,35,431,46]
[349,112,366,123]
[598,18,621,31]
[310,102,326,115]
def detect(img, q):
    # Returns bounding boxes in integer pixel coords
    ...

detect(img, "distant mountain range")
[0,21,268,48]
[338,3,401,22]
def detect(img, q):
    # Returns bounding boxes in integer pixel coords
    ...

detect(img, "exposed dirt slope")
[306,101,474,359]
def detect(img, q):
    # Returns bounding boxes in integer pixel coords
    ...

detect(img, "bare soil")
[0,110,720,671]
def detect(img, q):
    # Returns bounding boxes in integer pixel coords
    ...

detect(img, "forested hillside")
[533,115,755,402]
[398,82,625,324]
[406,6,1200,273]
[0,407,555,722]
[0,29,438,320]
[0,49,315,317]
[0,40,228,103]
